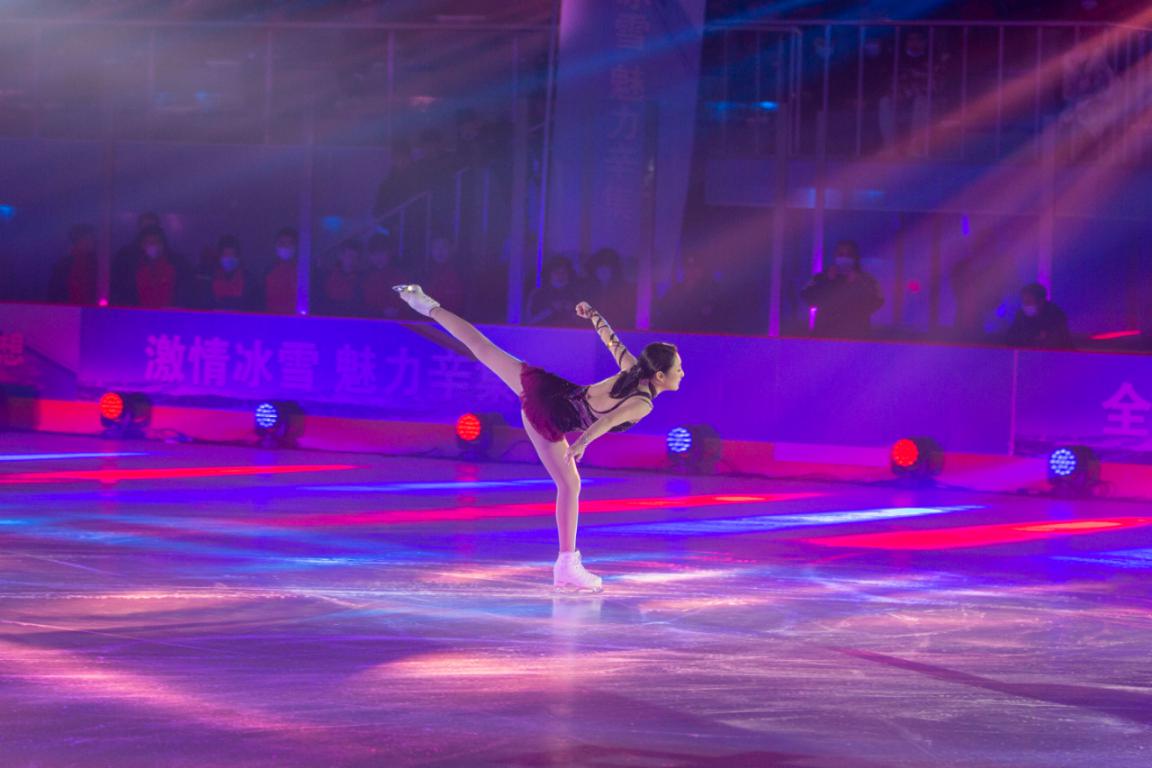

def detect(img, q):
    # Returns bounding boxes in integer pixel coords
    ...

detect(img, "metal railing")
[703,19,1152,165]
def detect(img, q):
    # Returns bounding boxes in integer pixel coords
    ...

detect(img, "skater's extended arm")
[575,302,636,371]
[565,399,652,463]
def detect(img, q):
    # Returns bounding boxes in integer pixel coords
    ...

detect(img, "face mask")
[906,47,926,59]
[550,274,568,289]
[864,41,881,59]
[1022,305,1039,317]
[220,256,239,272]
[276,246,295,261]
[144,245,162,260]
[595,266,613,282]
[835,257,855,271]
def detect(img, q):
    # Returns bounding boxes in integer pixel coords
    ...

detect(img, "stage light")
[1047,445,1101,496]
[666,425,721,473]
[99,391,151,438]
[254,400,303,447]
[455,412,501,456]
[889,436,943,481]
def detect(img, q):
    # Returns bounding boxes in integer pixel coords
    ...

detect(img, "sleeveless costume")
[520,363,652,443]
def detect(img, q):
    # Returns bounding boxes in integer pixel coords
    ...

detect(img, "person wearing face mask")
[1005,283,1071,349]
[209,235,257,312]
[527,255,583,327]
[800,239,885,339]
[133,225,190,309]
[264,227,299,314]
[110,211,162,307]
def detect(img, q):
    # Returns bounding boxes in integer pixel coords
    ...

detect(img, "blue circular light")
[255,402,280,430]
[667,427,693,455]
[1049,448,1078,477]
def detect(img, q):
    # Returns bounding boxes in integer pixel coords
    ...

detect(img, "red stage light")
[99,392,125,421]
[456,413,483,443]
[0,464,359,485]
[261,492,822,528]
[805,517,1152,550]
[890,438,919,469]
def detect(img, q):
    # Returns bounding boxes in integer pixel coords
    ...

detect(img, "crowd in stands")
[38,221,1087,351]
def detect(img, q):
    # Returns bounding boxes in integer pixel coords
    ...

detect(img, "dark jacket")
[1005,303,1071,349]
[800,269,885,338]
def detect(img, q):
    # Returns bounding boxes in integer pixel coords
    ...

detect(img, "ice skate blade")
[392,284,418,293]
[552,582,604,594]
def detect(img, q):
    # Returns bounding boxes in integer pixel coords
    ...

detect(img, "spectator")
[208,235,258,312]
[423,234,468,312]
[264,226,299,314]
[655,254,725,332]
[362,233,404,318]
[48,223,99,305]
[1005,282,1071,348]
[800,240,885,339]
[111,211,162,307]
[318,238,363,316]
[134,225,188,309]
[527,255,581,326]
[585,248,636,327]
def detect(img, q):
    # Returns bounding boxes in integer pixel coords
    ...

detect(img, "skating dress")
[519,363,652,443]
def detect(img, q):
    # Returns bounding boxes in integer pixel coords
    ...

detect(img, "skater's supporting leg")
[522,410,580,552]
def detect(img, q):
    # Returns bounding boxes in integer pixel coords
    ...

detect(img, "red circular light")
[100,392,125,421]
[891,438,920,468]
[455,413,482,442]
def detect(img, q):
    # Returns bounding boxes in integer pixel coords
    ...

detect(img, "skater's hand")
[575,301,594,320]
[565,443,586,464]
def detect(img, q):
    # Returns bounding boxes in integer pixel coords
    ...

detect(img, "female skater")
[393,284,684,592]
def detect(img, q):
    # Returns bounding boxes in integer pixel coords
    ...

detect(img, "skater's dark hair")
[610,342,678,399]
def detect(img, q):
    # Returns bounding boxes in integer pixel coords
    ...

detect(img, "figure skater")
[393,284,684,592]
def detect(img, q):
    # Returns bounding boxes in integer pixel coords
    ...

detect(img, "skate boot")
[553,550,603,592]
[392,284,441,317]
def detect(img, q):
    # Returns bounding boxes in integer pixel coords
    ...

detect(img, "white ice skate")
[553,550,603,593]
[392,284,441,317]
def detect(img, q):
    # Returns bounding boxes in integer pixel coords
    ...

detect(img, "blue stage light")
[666,425,721,473]
[1047,445,1100,496]
[1049,448,1077,477]
[255,402,280,430]
[666,427,693,454]
[254,401,303,447]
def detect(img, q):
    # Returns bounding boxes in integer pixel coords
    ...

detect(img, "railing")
[703,19,1152,165]
[0,14,556,319]
[0,16,552,148]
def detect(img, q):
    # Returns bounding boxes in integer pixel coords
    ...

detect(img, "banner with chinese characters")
[8,302,1152,455]
[76,309,519,421]
[1015,350,1152,457]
